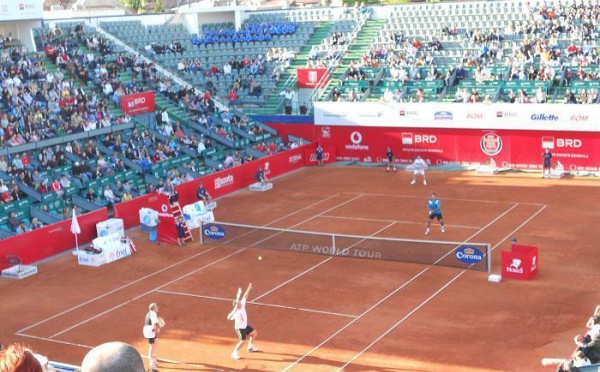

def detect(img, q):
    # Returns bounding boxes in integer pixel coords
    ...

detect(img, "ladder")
[170,200,193,243]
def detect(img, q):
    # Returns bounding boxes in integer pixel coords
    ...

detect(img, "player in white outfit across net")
[411,156,428,185]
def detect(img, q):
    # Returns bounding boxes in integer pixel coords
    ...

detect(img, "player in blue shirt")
[425,193,445,235]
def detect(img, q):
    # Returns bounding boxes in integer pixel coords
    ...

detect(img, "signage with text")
[120,91,155,116]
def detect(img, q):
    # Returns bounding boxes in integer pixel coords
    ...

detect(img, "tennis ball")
[258,256,262,261]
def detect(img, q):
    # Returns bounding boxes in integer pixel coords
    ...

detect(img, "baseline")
[156,289,358,318]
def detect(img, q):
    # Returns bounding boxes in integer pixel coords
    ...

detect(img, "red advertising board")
[120,91,155,116]
[502,244,539,280]
[297,68,328,88]
[304,147,336,166]
[0,208,108,270]
[174,145,309,207]
[313,126,600,172]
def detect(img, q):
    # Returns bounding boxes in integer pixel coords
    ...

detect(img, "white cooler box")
[96,218,124,237]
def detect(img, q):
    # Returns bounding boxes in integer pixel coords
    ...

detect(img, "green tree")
[119,0,146,13]
[154,0,163,13]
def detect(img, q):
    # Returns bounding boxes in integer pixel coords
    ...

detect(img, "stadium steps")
[258,21,337,114]
[319,19,387,101]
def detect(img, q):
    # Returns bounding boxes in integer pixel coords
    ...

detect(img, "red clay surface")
[1,166,599,372]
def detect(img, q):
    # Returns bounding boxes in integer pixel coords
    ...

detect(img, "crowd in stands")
[144,40,185,56]
[192,22,299,46]
[554,305,600,371]
[338,1,600,103]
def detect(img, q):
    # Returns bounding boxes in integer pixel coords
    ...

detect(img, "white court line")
[156,357,225,372]
[157,290,357,318]
[49,249,246,338]
[253,221,396,303]
[335,204,548,371]
[281,203,519,372]
[16,248,217,335]
[15,333,94,349]
[246,194,365,249]
[320,215,481,230]
[17,192,344,343]
[344,191,546,207]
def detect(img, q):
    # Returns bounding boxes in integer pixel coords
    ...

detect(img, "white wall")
[0,20,41,52]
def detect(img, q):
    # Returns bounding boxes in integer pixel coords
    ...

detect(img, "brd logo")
[455,246,484,264]
[204,224,226,240]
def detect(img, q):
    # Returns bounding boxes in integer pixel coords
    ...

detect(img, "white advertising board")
[0,0,43,21]
[313,102,599,132]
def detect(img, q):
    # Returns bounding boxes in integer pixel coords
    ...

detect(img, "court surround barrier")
[0,145,312,270]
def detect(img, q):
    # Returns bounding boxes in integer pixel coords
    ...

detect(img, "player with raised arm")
[227,283,259,360]
[425,193,445,235]
[386,147,396,173]
[411,155,428,185]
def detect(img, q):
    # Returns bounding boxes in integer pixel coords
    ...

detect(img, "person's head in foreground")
[0,343,45,372]
[81,342,144,372]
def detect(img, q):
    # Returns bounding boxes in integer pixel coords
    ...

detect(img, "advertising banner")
[174,146,308,206]
[120,91,155,116]
[313,102,599,132]
[317,126,600,171]
[297,68,329,88]
[304,147,336,166]
[502,244,539,280]
[0,0,42,21]
[0,208,108,270]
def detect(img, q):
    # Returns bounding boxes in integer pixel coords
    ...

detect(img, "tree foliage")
[119,0,146,13]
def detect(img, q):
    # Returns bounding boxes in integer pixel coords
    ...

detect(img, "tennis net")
[200,221,491,272]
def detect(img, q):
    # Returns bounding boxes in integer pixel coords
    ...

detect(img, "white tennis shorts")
[414,169,425,175]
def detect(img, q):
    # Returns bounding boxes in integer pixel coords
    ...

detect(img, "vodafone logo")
[350,131,362,145]
[161,204,168,213]
[346,132,369,151]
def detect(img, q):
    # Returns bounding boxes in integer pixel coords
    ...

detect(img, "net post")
[332,234,336,254]
[199,222,204,245]
[486,243,491,273]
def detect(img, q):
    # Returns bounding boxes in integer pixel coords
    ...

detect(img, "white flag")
[70,208,81,235]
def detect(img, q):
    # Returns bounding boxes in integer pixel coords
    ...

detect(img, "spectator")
[30,218,44,230]
[81,341,145,372]
[0,343,46,372]
[104,185,120,206]
[16,221,28,234]
[8,212,20,232]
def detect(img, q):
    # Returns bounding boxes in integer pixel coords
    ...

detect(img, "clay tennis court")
[2,166,598,372]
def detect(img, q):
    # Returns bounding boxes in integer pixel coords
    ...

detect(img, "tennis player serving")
[226,283,259,360]
[143,303,165,370]
[425,193,445,235]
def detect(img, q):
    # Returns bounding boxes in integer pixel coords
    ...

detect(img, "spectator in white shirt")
[104,185,120,206]
[197,139,206,155]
